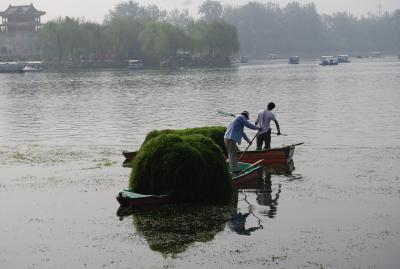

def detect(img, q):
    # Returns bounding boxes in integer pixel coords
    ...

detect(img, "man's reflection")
[228,192,263,236]
[228,212,263,236]
[256,172,281,218]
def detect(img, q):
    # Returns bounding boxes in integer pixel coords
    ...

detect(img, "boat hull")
[116,162,265,208]
[237,145,296,165]
[122,143,302,168]
[116,190,171,208]
[232,161,264,188]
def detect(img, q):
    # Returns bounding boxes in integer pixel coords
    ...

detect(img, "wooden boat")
[237,143,303,165]
[116,190,171,208]
[122,143,303,168]
[116,161,265,208]
[231,160,265,188]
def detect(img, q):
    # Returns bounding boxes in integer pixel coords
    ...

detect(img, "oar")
[217,110,236,117]
[218,110,288,136]
[273,132,287,136]
[291,142,304,146]
[239,130,260,161]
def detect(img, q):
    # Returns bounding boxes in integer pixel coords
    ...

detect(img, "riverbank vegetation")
[38,0,400,65]
[38,1,239,67]
[222,1,400,57]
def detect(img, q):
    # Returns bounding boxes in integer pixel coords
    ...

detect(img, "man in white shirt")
[255,102,281,150]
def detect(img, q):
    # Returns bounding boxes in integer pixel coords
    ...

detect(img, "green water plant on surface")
[142,126,227,154]
[129,132,232,203]
[94,158,117,168]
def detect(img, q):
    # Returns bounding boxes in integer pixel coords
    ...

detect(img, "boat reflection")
[264,159,295,175]
[235,161,296,219]
[235,160,295,190]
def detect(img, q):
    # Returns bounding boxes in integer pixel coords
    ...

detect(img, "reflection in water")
[264,159,295,176]
[234,166,289,220]
[117,199,237,254]
[228,192,264,236]
[116,161,301,252]
[256,173,282,218]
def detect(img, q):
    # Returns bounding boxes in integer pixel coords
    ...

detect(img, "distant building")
[0,4,45,59]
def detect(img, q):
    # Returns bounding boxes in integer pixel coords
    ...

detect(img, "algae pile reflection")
[116,169,291,254]
[117,199,238,254]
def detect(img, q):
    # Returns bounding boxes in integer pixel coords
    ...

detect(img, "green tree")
[205,21,239,58]
[199,0,223,23]
[107,17,145,60]
[39,20,65,61]
[105,0,166,23]
[223,2,283,56]
[187,20,239,63]
[282,3,327,53]
[139,22,191,62]
[166,9,194,29]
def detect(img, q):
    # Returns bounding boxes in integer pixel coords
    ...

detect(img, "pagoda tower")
[0,4,45,59]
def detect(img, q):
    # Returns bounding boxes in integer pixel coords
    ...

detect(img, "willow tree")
[39,17,104,62]
[198,0,223,23]
[207,20,239,58]
[105,0,166,22]
[78,22,110,60]
[188,20,239,59]
[139,21,191,63]
[39,20,65,61]
[106,17,145,60]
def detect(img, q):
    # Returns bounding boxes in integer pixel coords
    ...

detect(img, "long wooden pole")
[239,130,260,161]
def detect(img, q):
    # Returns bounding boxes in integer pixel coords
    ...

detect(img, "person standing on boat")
[224,111,260,173]
[255,102,281,150]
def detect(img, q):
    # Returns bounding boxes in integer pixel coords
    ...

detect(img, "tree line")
[38,0,400,65]
[38,1,239,66]
[219,1,400,57]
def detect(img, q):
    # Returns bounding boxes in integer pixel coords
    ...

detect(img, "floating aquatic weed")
[142,126,227,154]
[11,151,32,162]
[94,158,117,168]
[130,133,232,203]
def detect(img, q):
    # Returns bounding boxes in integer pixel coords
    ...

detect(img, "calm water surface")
[1,58,400,268]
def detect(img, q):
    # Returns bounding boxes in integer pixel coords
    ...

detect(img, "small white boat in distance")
[128,59,144,69]
[288,56,300,64]
[319,56,338,66]
[267,53,278,60]
[21,61,46,72]
[21,66,43,72]
[337,55,350,63]
[371,51,383,58]
[0,62,24,73]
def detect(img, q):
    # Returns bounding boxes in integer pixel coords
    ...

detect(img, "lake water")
[1,58,400,268]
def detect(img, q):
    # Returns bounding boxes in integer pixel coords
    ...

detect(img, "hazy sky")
[3,0,399,23]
